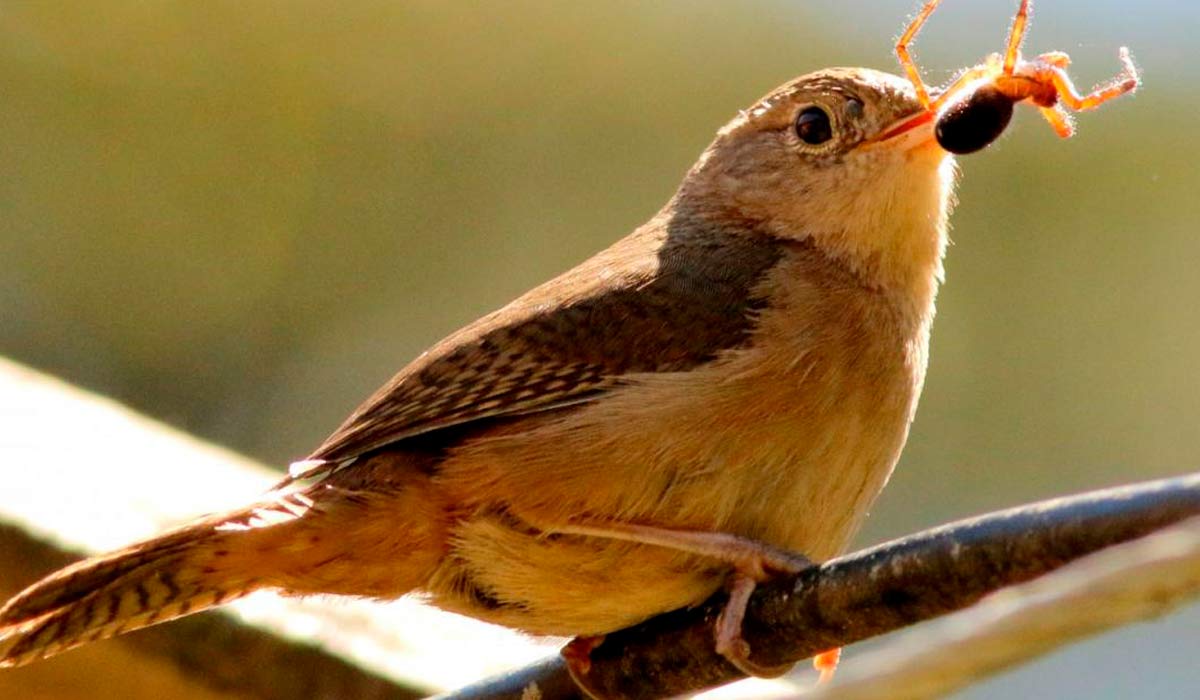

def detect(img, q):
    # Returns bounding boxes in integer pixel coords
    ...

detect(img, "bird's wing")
[301,221,785,475]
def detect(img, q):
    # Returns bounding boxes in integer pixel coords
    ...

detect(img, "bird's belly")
[425,511,729,636]
[424,357,919,635]
[423,431,906,636]
[427,393,912,633]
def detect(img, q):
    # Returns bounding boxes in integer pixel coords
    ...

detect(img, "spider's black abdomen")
[935,83,1015,155]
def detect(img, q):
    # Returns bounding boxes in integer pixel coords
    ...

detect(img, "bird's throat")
[814,150,957,321]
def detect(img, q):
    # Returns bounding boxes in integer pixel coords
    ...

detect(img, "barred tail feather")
[2,475,442,668]
[0,498,302,668]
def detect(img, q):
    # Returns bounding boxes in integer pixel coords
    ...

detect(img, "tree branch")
[437,472,1200,700]
[804,514,1200,700]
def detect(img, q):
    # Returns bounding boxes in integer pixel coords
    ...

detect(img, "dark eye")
[795,106,833,145]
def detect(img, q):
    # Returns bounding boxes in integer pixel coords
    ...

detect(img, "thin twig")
[437,472,1200,700]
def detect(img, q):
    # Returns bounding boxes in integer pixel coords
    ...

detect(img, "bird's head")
[679,68,958,310]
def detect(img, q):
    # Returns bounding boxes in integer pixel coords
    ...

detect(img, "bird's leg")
[552,521,812,578]
[551,520,814,678]
[813,647,842,684]
[561,634,606,678]
[714,572,795,677]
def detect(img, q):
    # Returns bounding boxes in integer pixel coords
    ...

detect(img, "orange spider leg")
[1045,46,1140,111]
[895,0,944,109]
[1038,104,1075,138]
[1037,50,1071,69]
[1002,0,1033,74]
[927,65,995,113]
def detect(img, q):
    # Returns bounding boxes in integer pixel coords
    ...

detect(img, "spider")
[891,0,1140,154]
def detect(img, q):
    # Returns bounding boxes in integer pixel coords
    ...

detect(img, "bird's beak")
[862,109,938,152]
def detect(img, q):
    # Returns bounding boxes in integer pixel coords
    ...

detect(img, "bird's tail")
[2,491,321,667]
[2,465,448,668]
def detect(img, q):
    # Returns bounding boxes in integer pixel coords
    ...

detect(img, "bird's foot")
[813,646,841,683]
[551,519,814,678]
[562,633,605,679]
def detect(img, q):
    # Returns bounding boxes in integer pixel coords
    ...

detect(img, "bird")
[0,66,955,680]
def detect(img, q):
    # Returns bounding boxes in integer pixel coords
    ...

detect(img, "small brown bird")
[0,65,951,677]
[0,0,1138,684]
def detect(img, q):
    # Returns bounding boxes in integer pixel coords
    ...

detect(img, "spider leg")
[1047,47,1140,111]
[1038,104,1075,138]
[1037,51,1071,69]
[895,0,943,109]
[928,65,996,113]
[1003,0,1033,75]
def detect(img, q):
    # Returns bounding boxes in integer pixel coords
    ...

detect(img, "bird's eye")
[795,106,833,146]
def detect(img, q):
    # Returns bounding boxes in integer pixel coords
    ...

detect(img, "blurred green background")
[1,1,1197,697]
